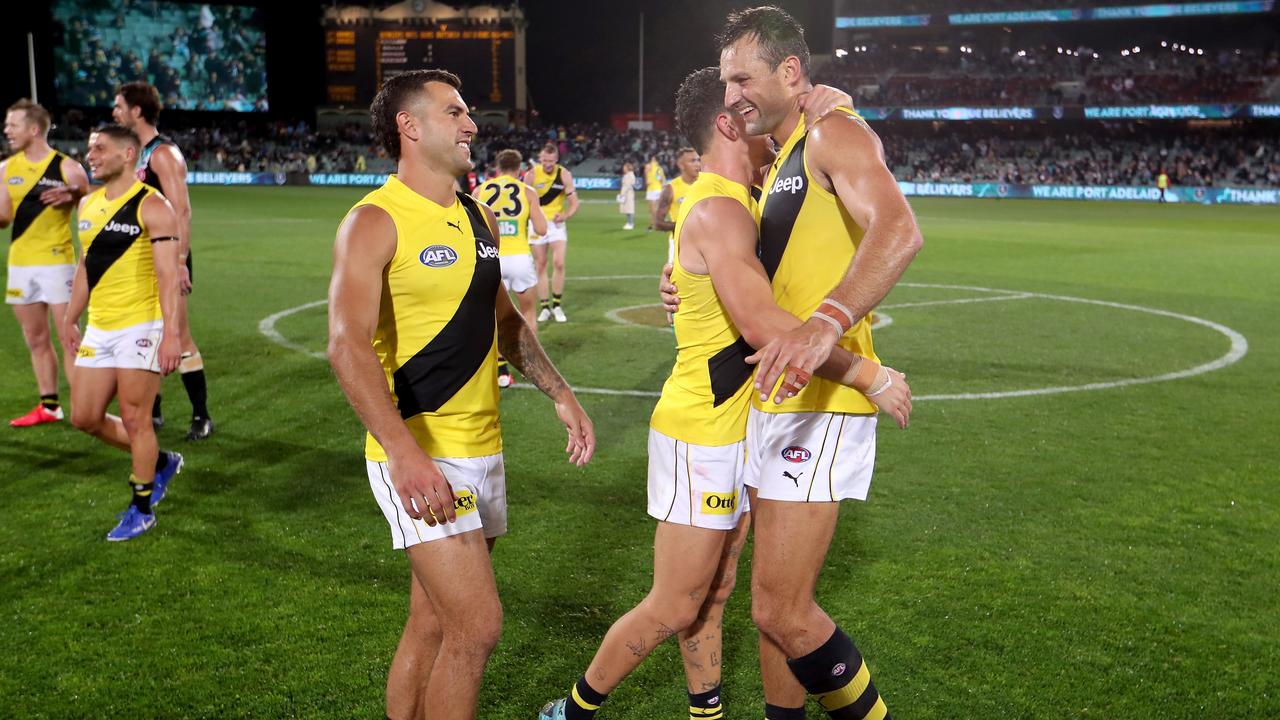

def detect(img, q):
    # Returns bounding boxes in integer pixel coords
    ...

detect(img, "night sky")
[2,0,833,124]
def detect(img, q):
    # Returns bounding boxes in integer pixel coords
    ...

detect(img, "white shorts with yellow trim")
[500,254,538,293]
[528,220,567,245]
[367,453,507,549]
[647,428,749,530]
[645,189,662,202]
[745,407,877,503]
[74,320,163,372]
[6,263,75,305]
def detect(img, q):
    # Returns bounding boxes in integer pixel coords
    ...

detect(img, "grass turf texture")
[2,188,1277,719]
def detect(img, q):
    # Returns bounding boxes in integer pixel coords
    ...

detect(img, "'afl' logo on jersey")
[771,175,804,195]
[79,220,92,231]
[420,245,458,268]
[8,177,24,185]
[781,446,811,463]
[104,220,141,236]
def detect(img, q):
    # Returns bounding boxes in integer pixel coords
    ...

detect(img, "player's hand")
[40,186,76,207]
[746,318,841,404]
[868,366,912,429]
[553,212,565,224]
[157,334,182,375]
[179,264,192,295]
[554,393,595,466]
[799,84,854,126]
[60,319,82,356]
[387,450,457,526]
[659,263,680,322]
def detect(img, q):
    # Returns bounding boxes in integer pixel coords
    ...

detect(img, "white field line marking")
[880,293,1032,310]
[259,281,1248,401]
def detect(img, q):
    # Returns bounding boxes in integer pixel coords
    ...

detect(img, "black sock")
[552,293,563,308]
[152,394,163,419]
[181,369,209,418]
[541,298,551,310]
[564,675,607,720]
[764,704,806,720]
[130,475,153,514]
[40,393,59,411]
[155,452,169,473]
[786,627,889,719]
[688,685,723,720]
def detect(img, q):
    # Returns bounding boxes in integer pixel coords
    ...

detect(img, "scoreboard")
[324,23,516,106]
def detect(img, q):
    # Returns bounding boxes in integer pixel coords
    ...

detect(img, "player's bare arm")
[59,195,96,354]
[686,198,911,428]
[525,183,549,237]
[749,114,923,395]
[149,145,194,291]
[0,160,11,226]
[39,157,91,208]
[798,84,854,127]
[653,184,676,233]
[477,203,595,464]
[328,204,458,525]
[558,169,579,222]
[141,193,184,375]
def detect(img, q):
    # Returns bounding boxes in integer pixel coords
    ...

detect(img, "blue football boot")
[151,451,184,507]
[538,698,568,720]
[107,505,156,542]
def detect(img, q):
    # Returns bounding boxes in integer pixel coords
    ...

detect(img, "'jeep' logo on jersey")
[419,245,458,267]
[476,240,499,260]
[781,446,811,463]
[36,177,64,189]
[772,175,804,195]
[104,220,142,236]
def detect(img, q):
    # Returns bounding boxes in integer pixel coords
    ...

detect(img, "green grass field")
[2,188,1277,719]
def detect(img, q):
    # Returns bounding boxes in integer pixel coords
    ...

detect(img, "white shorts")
[6,263,74,305]
[529,220,567,246]
[500,254,538,293]
[647,428,750,530]
[74,320,163,372]
[645,189,662,201]
[367,453,507,549]
[745,407,877,503]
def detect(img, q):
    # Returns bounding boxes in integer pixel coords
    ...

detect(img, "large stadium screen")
[324,21,515,107]
[51,0,269,112]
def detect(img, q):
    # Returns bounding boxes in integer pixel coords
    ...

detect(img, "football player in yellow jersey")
[717,8,921,720]
[61,125,184,542]
[643,154,666,229]
[473,148,548,386]
[524,144,578,322]
[540,69,911,720]
[1,99,89,426]
[653,147,701,260]
[327,69,595,720]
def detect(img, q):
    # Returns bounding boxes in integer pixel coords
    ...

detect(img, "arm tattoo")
[497,312,570,399]
[655,622,677,642]
[625,637,648,657]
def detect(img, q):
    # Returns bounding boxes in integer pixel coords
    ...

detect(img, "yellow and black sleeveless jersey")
[664,175,695,238]
[757,108,878,416]
[349,175,503,461]
[79,180,162,331]
[531,164,568,220]
[645,161,666,193]
[4,149,74,267]
[650,172,757,446]
[475,175,533,257]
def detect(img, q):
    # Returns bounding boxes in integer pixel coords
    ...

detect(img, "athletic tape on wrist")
[816,298,857,331]
[867,371,892,398]
[810,311,846,338]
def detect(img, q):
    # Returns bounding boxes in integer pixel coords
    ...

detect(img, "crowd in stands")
[818,44,1280,106]
[53,0,268,111]
[44,112,1279,189]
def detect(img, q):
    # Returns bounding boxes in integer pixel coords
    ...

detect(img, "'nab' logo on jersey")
[781,445,811,463]
[419,245,458,268]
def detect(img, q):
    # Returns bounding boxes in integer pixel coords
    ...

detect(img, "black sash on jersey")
[140,134,177,192]
[392,193,501,418]
[758,136,808,280]
[538,167,564,206]
[9,155,64,242]
[85,189,148,291]
[707,336,755,407]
